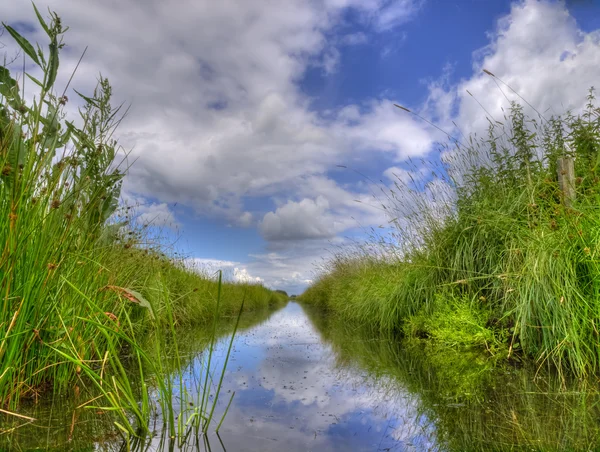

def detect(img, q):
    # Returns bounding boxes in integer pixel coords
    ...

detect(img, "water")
[4,301,600,451]
[205,302,436,451]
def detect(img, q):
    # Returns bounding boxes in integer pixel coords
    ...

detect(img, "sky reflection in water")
[175,302,436,451]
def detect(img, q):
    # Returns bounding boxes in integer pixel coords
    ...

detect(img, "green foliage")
[0,6,286,440]
[404,293,505,353]
[302,88,600,377]
[303,304,600,451]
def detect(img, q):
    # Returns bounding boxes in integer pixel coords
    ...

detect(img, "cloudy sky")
[2,0,600,293]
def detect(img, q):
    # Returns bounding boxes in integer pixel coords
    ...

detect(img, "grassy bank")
[301,90,600,376]
[0,7,286,438]
[1,302,288,449]
[302,303,600,451]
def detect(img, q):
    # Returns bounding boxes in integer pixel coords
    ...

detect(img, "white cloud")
[340,32,368,46]
[185,258,264,284]
[119,192,180,229]
[9,0,598,295]
[237,211,253,228]
[374,0,600,258]
[259,196,337,241]
[233,267,264,284]
[332,100,435,160]
[1,0,427,245]
[185,258,238,278]
[134,203,179,229]
[185,249,321,294]
[427,0,600,141]
[325,0,423,31]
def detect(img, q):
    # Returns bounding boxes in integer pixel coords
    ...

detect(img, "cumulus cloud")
[426,0,600,140]
[381,0,600,255]
[135,203,179,229]
[186,258,262,284]
[233,267,264,284]
[6,0,596,294]
[259,196,338,241]
[119,192,180,229]
[1,0,427,239]
[185,247,322,293]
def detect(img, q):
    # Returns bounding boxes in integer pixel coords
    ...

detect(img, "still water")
[4,301,600,451]
[204,302,435,451]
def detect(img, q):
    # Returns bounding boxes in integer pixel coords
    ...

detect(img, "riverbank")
[7,301,600,451]
[301,302,600,451]
[301,93,600,377]
[0,301,289,448]
[0,9,286,437]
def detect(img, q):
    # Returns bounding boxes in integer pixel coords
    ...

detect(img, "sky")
[2,0,600,294]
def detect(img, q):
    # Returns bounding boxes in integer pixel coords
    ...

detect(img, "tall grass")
[0,5,287,440]
[301,89,600,376]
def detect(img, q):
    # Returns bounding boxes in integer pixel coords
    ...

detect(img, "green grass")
[0,6,287,440]
[301,89,600,377]
[302,303,600,451]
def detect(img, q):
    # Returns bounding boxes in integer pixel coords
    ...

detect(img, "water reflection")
[5,301,600,451]
[303,303,600,451]
[205,302,437,451]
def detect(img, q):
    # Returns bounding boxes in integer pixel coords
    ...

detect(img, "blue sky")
[2,0,600,293]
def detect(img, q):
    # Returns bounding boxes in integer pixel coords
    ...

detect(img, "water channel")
[4,301,600,451]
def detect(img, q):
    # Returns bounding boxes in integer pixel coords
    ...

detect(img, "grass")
[302,303,600,451]
[301,87,600,377]
[0,6,287,441]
